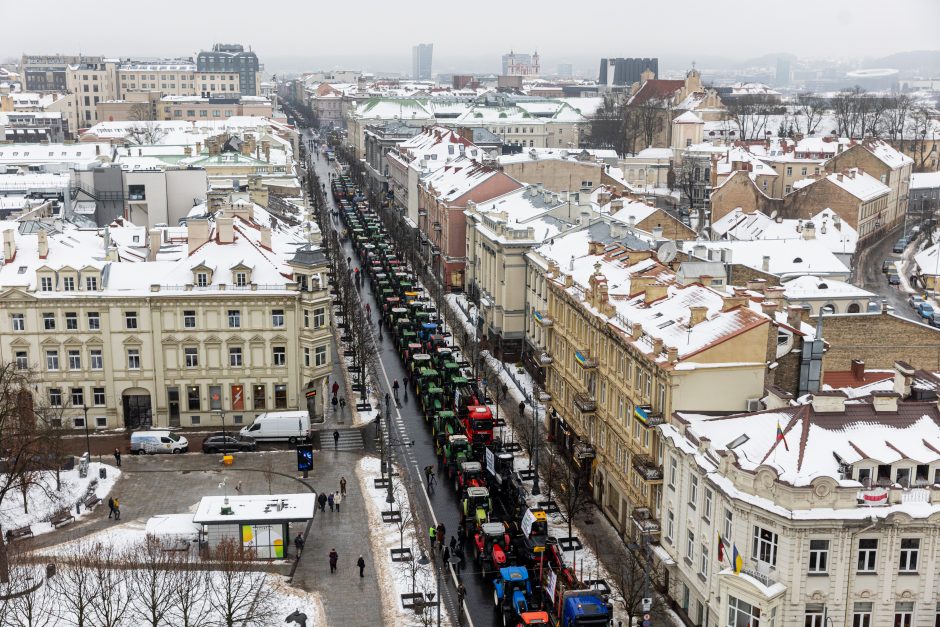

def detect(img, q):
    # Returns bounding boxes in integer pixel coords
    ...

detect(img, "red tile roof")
[823,370,894,389]
[628,79,684,106]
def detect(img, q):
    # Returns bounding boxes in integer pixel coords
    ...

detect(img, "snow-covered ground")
[357,456,452,627]
[0,462,120,536]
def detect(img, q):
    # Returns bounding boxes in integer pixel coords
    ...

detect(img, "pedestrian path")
[315,428,365,451]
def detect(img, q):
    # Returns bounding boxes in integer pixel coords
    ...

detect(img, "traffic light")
[297,445,313,472]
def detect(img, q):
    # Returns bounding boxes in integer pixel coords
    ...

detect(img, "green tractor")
[462,485,492,534]
[420,385,444,419]
[443,434,472,478]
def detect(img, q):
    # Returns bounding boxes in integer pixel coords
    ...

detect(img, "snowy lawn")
[357,456,452,627]
[0,462,120,537]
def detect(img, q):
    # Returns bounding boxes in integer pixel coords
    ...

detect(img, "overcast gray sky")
[4,0,938,75]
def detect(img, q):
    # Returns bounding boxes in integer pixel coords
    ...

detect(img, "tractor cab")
[403,343,423,365]
[462,485,491,531]
[408,353,432,383]
[517,508,549,560]
[433,410,459,437]
[444,434,472,475]
[474,521,513,576]
[420,385,445,418]
[431,347,454,370]
[418,321,438,343]
[416,367,441,393]
[456,460,485,494]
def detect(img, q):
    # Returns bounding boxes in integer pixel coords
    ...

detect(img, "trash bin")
[99,467,107,479]
[222,455,234,466]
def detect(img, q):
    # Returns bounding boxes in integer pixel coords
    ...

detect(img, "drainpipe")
[824,515,878,627]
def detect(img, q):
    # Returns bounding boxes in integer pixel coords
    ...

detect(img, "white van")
[130,430,189,455]
[239,411,311,444]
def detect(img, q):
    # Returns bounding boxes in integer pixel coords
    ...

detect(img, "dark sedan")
[201,434,257,454]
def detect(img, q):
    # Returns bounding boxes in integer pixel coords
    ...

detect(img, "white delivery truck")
[130,430,189,455]
[239,411,311,444]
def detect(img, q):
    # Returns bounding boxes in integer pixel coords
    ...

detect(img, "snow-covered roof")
[672,111,703,124]
[825,168,890,201]
[862,139,914,169]
[711,208,858,255]
[914,241,940,276]
[422,157,504,203]
[634,147,673,159]
[783,275,874,300]
[911,171,940,190]
[193,493,316,523]
[469,186,571,245]
[682,239,850,277]
[0,143,110,165]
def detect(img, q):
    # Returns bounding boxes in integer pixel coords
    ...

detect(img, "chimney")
[764,285,786,305]
[786,305,803,329]
[588,240,605,256]
[689,306,708,326]
[217,216,235,244]
[761,255,770,272]
[850,359,866,381]
[644,282,668,303]
[693,244,707,259]
[2,229,16,262]
[746,278,767,293]
[666,345,679,363]
[260,226,272,251]
[802,221,816,240]
[187,219,210,254]
[652,225,664,239]
[871,391,899,413]
[148,228,162,261]
[836,173,843,182]
[195,141,202,154]
[183,146,192,156]
[893,360,915,398]
[631,322,642,340]
[760,301,778,316]
[37,230,48,259]
[810,391,847,413]
[651,337,664,356]
[722,294,747,312]
[262,140,271,162]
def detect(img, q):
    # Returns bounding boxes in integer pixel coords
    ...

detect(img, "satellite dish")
[770,210,778,220]
[656,241,677,264]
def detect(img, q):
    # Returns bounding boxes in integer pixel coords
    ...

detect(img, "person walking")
[392,379,400,401]
[329,548,339,574]
[113,497,121,521]
[317,492,327,512]
[234,481,243,495]
[457,524,466,551]
[357,555,365,577]
[339,397,346,413]
[333,430,340,449]
[334,491,342,512]
[457,582,466,608]
[437,524,446,550]
[340,476,347,497]
[331,396,338,413]
[328,492,335,512]
[332,381,340,398]
[424,465,433,486]
[519,400,526,418]
[107,496,115,519]
[442,545,451,566]
[113,448,121,467]
[294,533,305,560]
[449,535,457,554]
[429,525,436,546]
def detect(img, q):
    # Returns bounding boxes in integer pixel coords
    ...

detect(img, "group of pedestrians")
[107,496,121,520]
[317,490,343,512]
[331,381,346,415]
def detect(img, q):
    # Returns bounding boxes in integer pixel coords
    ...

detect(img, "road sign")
[641,598,652,612]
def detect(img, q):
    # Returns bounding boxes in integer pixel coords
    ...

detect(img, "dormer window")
[196,272,208,287]
[62,277,75,291]
[40,276,53,291]
[86,275,98,291]
[235,272,247,287]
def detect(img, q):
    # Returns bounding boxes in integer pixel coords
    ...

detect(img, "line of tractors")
[332,173,613,627]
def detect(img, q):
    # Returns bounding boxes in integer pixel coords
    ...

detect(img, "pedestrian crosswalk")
[317,428,365,451]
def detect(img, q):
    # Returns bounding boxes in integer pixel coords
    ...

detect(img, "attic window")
[17,266,26,274]
[793,257,803,263]
[817,283,828,289]
[657,320,675,329]
[727,434,750,449]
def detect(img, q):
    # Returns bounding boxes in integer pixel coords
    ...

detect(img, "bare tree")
[795,93,827,136]
[48,544,100,627]
[261,455,276,495]
[169,551,213,627]
[549,462,594,564]
[636,98,666,149]
[588,94,641,157]
[2,559,57,627]
[127,537,178,627]
[725,95,777,141]
[128,102,154,122]
[89,543,132,627]
[391,481,415,551]
[604,543,669,627]
[905,107,938,171]
[126,122,166,145]
[881,95,913,142]
[206,539,273,627]
[0,364,65,584]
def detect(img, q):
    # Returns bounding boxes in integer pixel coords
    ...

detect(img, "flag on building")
[732,544,743,574]
[717,532,725,563]
[776,420,789,452]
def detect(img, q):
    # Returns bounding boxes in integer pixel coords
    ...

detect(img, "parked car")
[917,302,935,320]
[201,433,257,454]
[893,239,908,253]
[888,274,901,285]
[130,431,188,455]
[882,259,895,273]
[931,312,940,328]
[909,294,926,308]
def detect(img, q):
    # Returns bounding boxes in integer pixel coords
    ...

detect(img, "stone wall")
[822,311,940,372]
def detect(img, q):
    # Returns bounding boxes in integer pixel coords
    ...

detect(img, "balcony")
[433,222,442,231]
[539,351,553,365]
[634,405,664,427]
[418,209,427,217]
[532,310,553,327]
[574,349,597,369]
[631,507,661,536]
[574,393,597,413]
[632,454,664,482]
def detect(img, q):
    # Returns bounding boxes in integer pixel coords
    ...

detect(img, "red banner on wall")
[231,385,244,410]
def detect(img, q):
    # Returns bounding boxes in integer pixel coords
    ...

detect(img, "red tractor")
[473,521,514,578]
[455,460,486,496]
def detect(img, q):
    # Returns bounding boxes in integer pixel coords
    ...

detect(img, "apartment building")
[661,379,940,627]
[65,60,119,130]
[539,236,786,541]
[196,44,261,96]
[0,205,331,430]
[827,140,914,231]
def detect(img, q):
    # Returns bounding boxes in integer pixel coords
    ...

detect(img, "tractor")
[461,485,491,533]
[473,521,513,577]
[455,460,486,495]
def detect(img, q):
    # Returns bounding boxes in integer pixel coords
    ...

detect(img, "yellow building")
[0,205,331,431]
[538,239,773,540]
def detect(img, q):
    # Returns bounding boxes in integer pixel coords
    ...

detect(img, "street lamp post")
[82,405,91,459]
[531,389,541,496]
[216,409,226,441]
